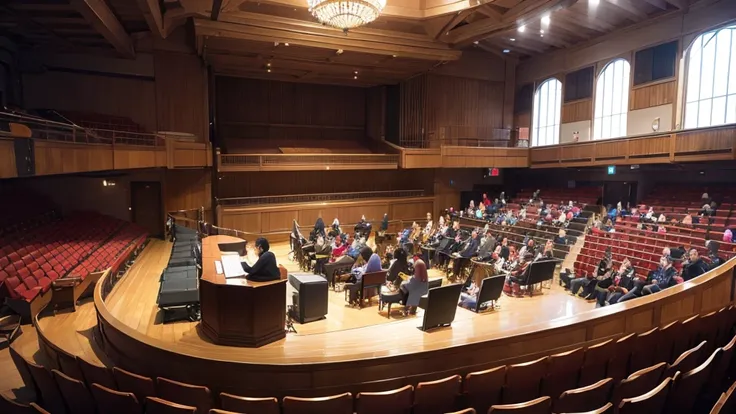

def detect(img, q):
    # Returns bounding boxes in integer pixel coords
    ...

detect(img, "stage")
[36,238,732,397]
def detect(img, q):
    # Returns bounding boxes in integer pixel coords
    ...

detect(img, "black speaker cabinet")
[288,273,328,324]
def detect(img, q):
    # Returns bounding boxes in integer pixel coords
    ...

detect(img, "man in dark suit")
[241,238,280,282]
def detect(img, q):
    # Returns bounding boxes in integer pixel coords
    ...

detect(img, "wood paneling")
[166,139,212,168]
[530,124,736,168]
[113,146,166,170]
[441,147,529,168]
[0,138,17,179]
[401,148,442,168]
[34,141,115,175]
[164,169,212,217]
[562,100,592,124]
[399,74,427,148]
[366,86,385,141]
[216,77,367,145]
[515,112,531,130]
[217,169,434,199]
[154,52,209,141]
[630,80,676,111]
[219,196,434,236]
[23,71,157,133]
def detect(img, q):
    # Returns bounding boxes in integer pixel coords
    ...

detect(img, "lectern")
[199,235,287,347]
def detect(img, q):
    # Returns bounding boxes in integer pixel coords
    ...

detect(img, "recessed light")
[354,71,358,75]
[540,29,544,34]
[266,62,271,67]
[474,41,479,45]
[503,49,510,53]
[353,76,357,79]
[284,42,290,46]
[267,68,271,72]
[510,38,516,42]
[541,15,551,25]
[518,25,526,33]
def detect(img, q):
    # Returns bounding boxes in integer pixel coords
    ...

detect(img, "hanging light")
[308,0,386,31]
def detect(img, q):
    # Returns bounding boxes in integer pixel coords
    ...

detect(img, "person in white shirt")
[658,213,667,223]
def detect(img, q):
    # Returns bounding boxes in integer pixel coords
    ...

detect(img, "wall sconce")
[103,179,116,187]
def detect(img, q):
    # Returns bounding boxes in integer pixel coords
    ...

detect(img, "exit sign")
[607,166,616,175]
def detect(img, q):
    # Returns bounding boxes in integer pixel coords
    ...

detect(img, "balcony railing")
[218,153,399,171]
[218,189,426,207]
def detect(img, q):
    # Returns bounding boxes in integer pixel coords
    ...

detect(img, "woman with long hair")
[401,259,429,315]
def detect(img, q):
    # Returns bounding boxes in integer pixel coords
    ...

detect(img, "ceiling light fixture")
[308,0,386,31]
[589,0,600,4]
[510,38,516,42]
[541,14,551,26]
[518,24,526,33]
[503,49,510,53]
[474,40,479,45]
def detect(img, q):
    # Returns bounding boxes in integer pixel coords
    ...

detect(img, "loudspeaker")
[288,273,328,324]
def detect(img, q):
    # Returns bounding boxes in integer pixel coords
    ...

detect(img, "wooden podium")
[199,235,287,347]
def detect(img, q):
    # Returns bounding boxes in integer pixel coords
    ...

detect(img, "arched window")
[594,59,630,139]
[532,78,562,146]
[684,25,736,128]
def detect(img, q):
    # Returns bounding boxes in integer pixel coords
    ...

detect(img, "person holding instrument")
[241,237,280,282]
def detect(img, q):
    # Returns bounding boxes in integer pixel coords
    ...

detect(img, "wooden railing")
[218,152,399,172]
[530,123,736,168]
[218,190,425,207]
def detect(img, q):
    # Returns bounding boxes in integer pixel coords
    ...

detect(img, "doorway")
[131,181,163,238]
[603,181,638,210]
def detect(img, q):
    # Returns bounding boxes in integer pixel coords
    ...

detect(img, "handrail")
[219,153,400,169]
[0,111,163,147]
[218,190,426,207]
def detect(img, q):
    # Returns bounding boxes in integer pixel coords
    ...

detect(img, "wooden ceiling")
[0,0,704,85]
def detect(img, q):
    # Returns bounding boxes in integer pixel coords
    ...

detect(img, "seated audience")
[519,239,536,259]
[682,212,693,226]
[242,238,280,282]
[538,240,554,261]
[346,253,382,304]
[724,229,733,243]
[572,248,612,299]
[452,230,479,278]
[380,213,389,233]
[386,248,409,287]
[641,256,677,295]
[681,248,709,281]
[476,229,496,261]
[595,258,635,307]
[708,241,726,270]
[401,259,429,315]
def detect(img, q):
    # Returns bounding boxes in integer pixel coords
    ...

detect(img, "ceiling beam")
[445,0,578,46]
[69,0,135,57]
[136,0,165,38]
[211,0,224,21]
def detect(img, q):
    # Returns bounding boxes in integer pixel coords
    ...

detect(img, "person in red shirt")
[482,193,491,206]
[331,235,348,261]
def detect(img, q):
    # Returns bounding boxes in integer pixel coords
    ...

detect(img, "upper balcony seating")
[0,212,147,304]
[516,187,601,207]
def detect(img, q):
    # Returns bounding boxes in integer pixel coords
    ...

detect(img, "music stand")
[218,241,247,257]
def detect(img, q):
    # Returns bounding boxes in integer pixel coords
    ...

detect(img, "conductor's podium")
[199,235,287,347]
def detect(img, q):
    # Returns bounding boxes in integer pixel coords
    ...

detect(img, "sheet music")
[220,254,246,278]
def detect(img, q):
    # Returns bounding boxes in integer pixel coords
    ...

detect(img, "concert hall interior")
[2,0,736,413]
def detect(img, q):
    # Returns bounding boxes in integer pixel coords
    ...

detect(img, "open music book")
[220,252,246,278]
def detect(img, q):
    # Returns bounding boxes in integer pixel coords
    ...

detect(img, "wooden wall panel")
[426,74,505,143]
[366,86,385,141]
[154,52,209,141]
[630,80,676,111]
[562,100,592,124]
[399,75,428,148]
[0,139,17,179]
[113,147,167,170]
[441,147,529,168]
[514,112,531,130]
[34,141,114,175]
[217,169,435,199]
[23,71,157,133]
[164,169,212,217]
[216,77,366,145]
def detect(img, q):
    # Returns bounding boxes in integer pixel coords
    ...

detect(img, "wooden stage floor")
[29,239,594,367]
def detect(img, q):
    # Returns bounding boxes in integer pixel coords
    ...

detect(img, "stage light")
[518,24,526,33]
[541,14,550,26]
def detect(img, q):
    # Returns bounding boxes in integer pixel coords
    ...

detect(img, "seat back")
[219,393,280,414]
[666,348,722,413]
[522,260,556,286]
[503,357,548,404]
[0,392,35,414]
[112,367,156,404]
[282,392,353,414]
[446,410,476,414]
[278,264,288,280]
[629,327,661,373]
[708,333,736,390]
[145,397,197,414]
[617,377,672,414]
[542,347,584,402]
[56,349,84,382]
[52,369,96,414]
[8,345,38,398]
[90,383,142,414]
[611,362,666,405]
[156,377,212,414]
[608,333,636,384]
[26,361,67,414]
[355,384,413,414]
[711,380,736,414]
[664,340,706,379]
[421,283,463,331]
[672,314,700,359]
[579,339,615,387]
[77,357,116,390]
[655,320,679,363]
[361,270,388,290]
[464,366,505,413]
[553,378,613,413]
[414,375,462,414]
[475,275,505,311]
[489,396,552,413]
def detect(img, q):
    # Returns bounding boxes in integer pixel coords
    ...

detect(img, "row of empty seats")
[10,303,736,414]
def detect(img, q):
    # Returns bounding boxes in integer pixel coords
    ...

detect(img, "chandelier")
[308,0,386,31]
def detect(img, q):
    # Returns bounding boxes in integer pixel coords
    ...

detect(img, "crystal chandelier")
[308,0,386,31]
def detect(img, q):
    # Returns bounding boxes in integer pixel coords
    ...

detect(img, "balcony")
[218,152,399,172]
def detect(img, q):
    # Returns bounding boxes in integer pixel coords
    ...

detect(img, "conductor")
[241,237,280,282]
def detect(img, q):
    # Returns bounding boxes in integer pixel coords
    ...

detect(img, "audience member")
[346,253,382,304]
[641,256,677,295]
[708,241,726,270]
[595,258,635,307]
[401,259,429,315]
[681,248,709,281]
[386,248,408,287]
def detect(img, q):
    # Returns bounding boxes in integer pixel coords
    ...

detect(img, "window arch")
[532,78,562,146]
[594,59,630,139]
[684,25,736,129]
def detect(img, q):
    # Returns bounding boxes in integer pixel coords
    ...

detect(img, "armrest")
[53,277,82,288]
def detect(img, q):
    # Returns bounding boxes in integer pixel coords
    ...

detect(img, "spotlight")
[541,14,550,25]
[510,38,516,42]
[518,24,526,33]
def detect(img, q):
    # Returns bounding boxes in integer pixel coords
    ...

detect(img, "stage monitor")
[218,241,247,256]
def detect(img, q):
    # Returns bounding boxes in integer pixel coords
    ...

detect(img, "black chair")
[420,283,464,331]
[323,261,354,289]
[470,275,505,312]
[518,260,557,296]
